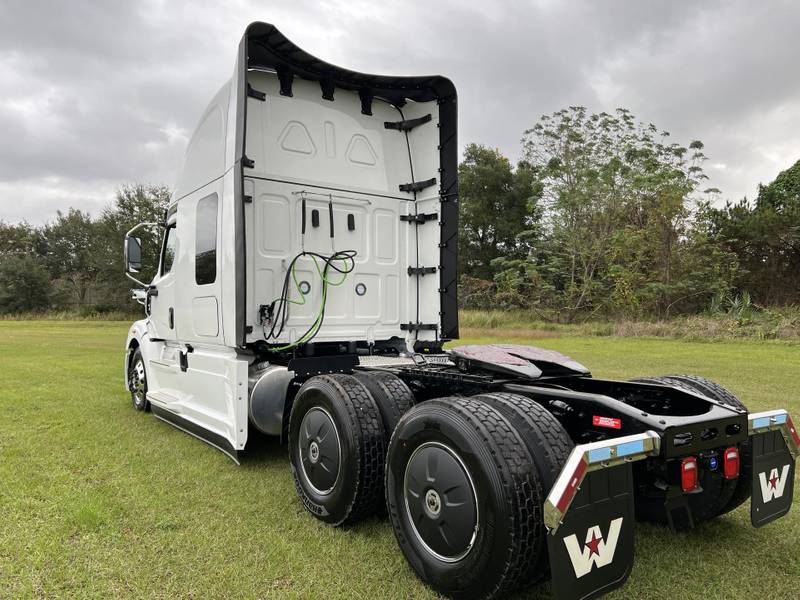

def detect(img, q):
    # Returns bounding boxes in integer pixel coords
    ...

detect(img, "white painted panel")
[245,71,411,199]
[245,180,409,345]
[374,209,397,263]
[257,194,291,255]
[192,296,219,337]
[354,274,380,319]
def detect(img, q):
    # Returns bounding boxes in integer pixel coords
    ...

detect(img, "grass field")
[1,321,798,599]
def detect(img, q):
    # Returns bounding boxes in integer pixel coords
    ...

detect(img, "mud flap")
[548,466,636,600]
[751,429,795,527]
[544,432,660,600]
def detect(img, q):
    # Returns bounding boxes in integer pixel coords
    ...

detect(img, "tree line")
[0,185,169,315]
[0,106,798,319]
[459,107,799,321]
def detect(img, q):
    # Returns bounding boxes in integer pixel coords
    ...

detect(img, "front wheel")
[128,348,149,412]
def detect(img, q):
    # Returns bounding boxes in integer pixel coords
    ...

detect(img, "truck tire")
[289,374,385,526]
[128,348,150,412]
[657,375,751,516]
[353,370,415,439]
[385,397,545,599]
[630,375,749,524]
[470,392,573,585]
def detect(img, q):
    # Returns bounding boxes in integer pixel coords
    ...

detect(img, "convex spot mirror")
[125,237,142,273]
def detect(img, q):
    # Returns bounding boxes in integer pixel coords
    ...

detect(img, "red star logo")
[585,531,602,557]
[769,472,779,489]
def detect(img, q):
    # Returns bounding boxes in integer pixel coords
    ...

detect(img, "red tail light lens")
[723,447,740,480]
[681,456,699,492]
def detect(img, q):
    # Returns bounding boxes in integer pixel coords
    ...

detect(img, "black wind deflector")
[233,22,460,342]
[242,22,456,106]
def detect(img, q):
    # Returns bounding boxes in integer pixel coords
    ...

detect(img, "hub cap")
[298,407,341,495]
[130,359,146,407]
[403,442,478,562]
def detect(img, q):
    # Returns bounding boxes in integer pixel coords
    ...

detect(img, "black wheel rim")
[403,441,478,562]
[298,407,341,495]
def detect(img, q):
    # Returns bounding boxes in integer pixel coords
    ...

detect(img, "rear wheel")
[352,370,414,438]
[470,392,573,585]
[128,348,149,412]
[289,374,385,526]
[631,375,749,524]
[386,397,545,599]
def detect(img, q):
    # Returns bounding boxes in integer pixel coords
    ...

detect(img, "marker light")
[681,456,699,492]
[723,447,740,480]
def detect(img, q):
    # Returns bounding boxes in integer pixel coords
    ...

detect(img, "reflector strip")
[748,410,800,459]
[556,459,587,513]
[617,439,645,457]
[588,448,612,463]
[753,417,771,429]
[545,431,661,533]
[788,416,800,447]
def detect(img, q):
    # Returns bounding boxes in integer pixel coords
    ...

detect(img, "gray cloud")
[2,0,799,223]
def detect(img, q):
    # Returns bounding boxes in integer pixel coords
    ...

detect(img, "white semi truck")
[123,22,799,600]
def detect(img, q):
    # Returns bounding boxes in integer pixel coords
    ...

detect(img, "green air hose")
[263,249,357,351]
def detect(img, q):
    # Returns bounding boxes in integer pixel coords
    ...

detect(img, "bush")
[0,255,52,313]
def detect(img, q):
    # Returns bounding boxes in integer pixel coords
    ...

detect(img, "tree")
[458,144,542,279]
[0,221,37,256]
[706,160,800,305]
[509,106,733,319]
[0,255,52,313]
[92,184,171,308]
[34,209,100,308]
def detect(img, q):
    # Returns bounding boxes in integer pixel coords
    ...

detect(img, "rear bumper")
[546,408,799,531]
[544,409,799,600]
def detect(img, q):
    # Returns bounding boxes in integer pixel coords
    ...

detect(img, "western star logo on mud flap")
[563,517,623,578]
[759,465,791,502]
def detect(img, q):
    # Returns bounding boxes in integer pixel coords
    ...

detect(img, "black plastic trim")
[288,355,358,377]
[399,178,437,193]
[400,323,438,332]
[400,212,438,224]
[247,83,266,101]
[359,89,373,115]
[384,113,432,131]
[152,405,239,463]
[320,79,335,101]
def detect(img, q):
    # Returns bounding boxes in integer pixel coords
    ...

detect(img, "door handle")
[169,307,174,329]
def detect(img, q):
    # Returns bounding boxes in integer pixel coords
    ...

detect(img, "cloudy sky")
[3,0,800,224]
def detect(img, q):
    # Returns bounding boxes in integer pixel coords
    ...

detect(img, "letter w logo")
[759,465,790,503]
[563,517,623,579]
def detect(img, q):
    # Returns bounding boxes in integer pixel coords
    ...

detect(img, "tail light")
[723,446,740,480]
[681,456,699,492]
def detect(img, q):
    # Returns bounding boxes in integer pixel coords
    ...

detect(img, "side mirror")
[125,236,142,273]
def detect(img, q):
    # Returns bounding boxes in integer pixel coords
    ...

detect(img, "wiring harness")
[261,249,357,351]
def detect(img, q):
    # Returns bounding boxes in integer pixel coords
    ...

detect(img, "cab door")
[148,209,179,340]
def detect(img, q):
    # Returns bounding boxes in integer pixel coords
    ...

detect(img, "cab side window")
[161,225,178,275]
[195,193,218,285]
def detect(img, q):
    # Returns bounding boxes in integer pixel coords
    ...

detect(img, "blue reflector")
[588,447,612,463]
[753,417,770,430]
[616,439,645,457]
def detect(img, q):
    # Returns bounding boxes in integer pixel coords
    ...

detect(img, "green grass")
[1,321,798,599]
